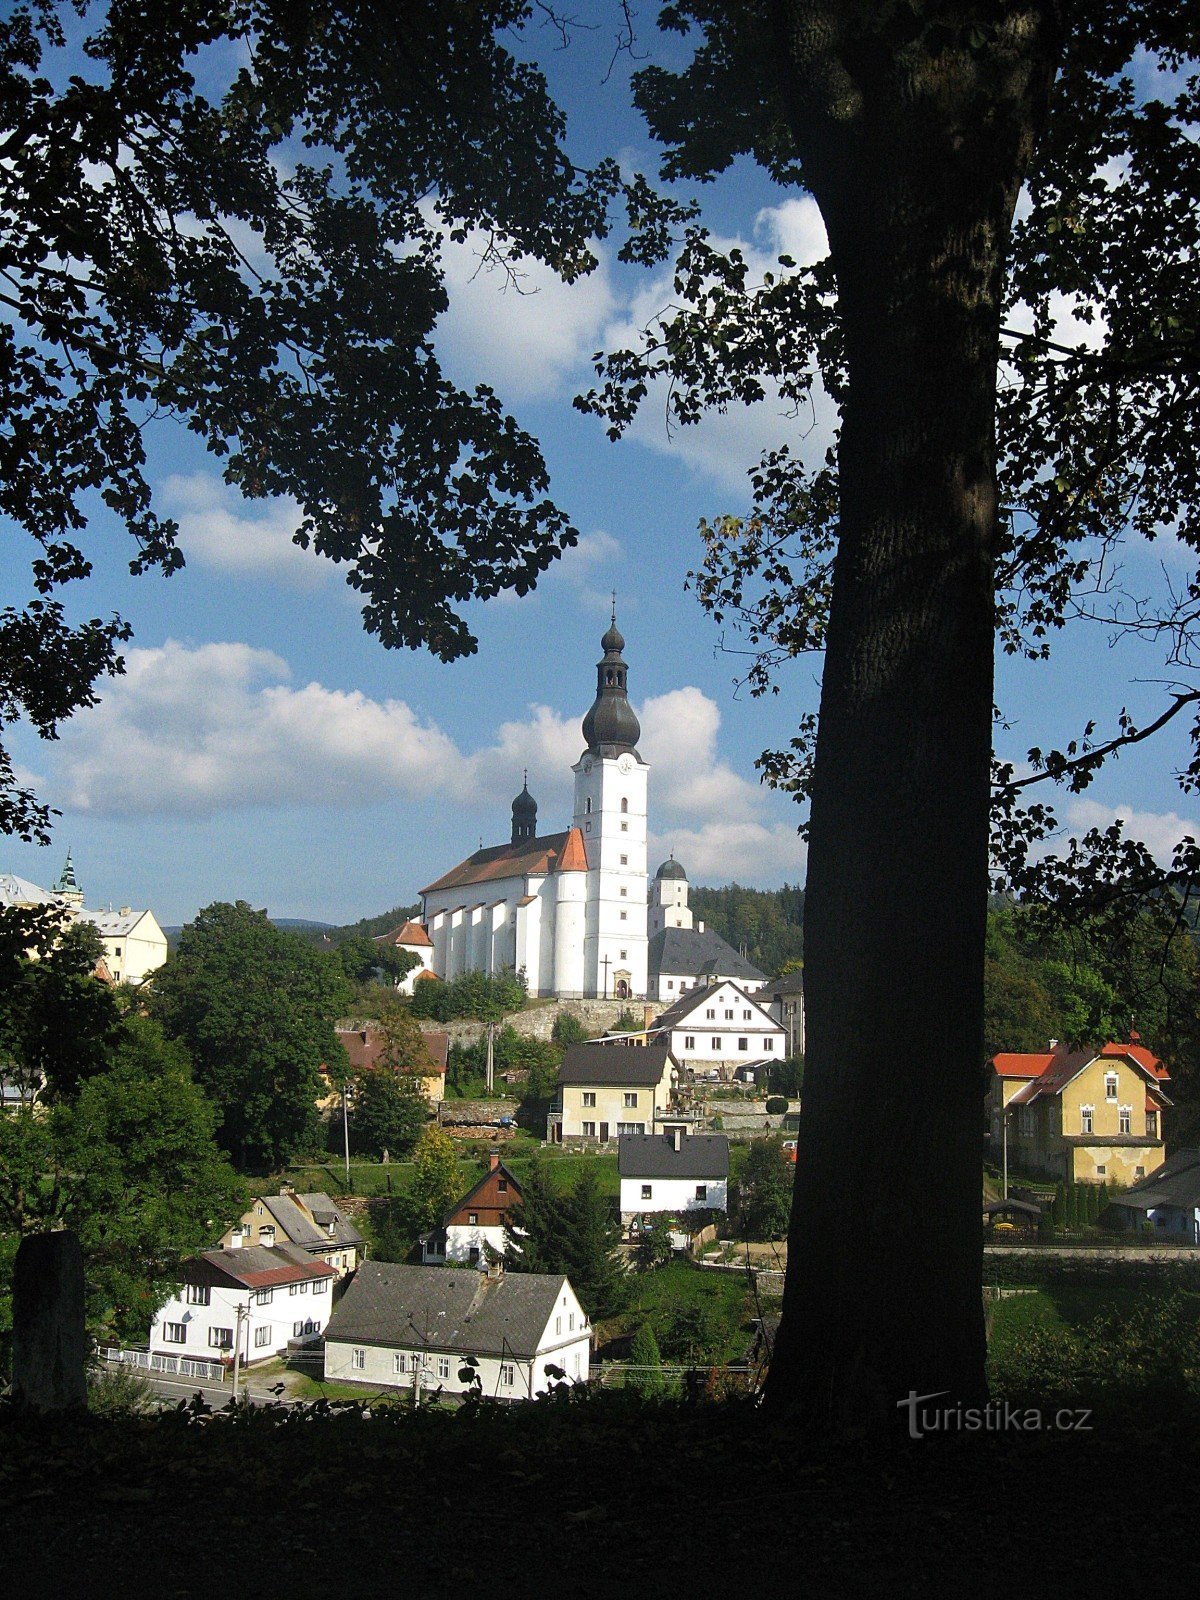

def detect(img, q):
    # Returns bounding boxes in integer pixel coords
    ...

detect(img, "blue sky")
[3,9,1195,926]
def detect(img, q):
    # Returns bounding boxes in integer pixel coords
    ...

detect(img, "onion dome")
[511,776,537,843]
[581,608,641,756]
[655,854,687,881]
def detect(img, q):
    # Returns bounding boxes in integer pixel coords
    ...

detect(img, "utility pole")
[342,1082,351,1191]
[1002,1105,1009,1201]
[485,1021,496,1095]
[232,1300,247,1400]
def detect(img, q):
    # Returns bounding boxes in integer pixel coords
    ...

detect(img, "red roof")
[421,831,572,895]
[376,919,432,949]
[993,1052,1054,1079]
[995,1039,1171,1106]
[336,1026,448,1076]
[1099,1040,1170,1081]
[557,826,589,872]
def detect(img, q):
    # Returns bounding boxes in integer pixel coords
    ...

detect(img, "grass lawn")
[600,1258,762,1365]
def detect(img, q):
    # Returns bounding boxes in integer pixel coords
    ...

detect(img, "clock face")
[617,753,634,774]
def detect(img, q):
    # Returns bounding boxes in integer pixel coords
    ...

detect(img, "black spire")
[581,606,640,756]
[511,772,537,843]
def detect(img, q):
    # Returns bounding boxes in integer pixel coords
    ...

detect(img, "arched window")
[620,797,628,814]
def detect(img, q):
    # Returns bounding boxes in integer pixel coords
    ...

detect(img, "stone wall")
[418,997,667,1051]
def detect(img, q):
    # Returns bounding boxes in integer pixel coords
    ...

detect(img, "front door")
[599,1122,609,1144]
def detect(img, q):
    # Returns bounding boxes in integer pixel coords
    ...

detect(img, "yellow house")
[549,1042,679,1145]
[220,1188,365,1279]
[989,1037,1171,1186]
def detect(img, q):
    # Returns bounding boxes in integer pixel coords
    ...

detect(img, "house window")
[764,1038,774,1051]
[258,1225,275,1243]
[695,1185,707,1201]
[624,1092,638,1108]
[289,1283,301,1296]
[725,1009,733,1020]
[582,1092,596,1107]
[1096,1165,1107,1177]
[617,1122,643,1135]
[641,1184,653,1201]
[254,1289,273,1306]
[1081,1106,1094,1135]
[352,1348,365,1370]
[437,1357,451,1380]
[738,1038,749,1052]
[312,1279,328,1294]
[468,1212,478,1225]
[684,1035,695,1050]
[1135,1166,1146,1178]
[581,1121,596,1138]
[184,1284,210,1306]
[1105,1073,1119,1101]
[163,1323,187,1345]
[501,1363,516,1387]
[1119,1105,1131,1135]
[556,1315,562,1335]
[209,1327,233,1351]
[711,1037,722,1051]
[743,1010,752,1021]
[498,1178,507,1193]
[394,1352,407,1375]
[666,981,674,991]
[705,1009,715,1020]
[254,1326,271,1348]
[569,1313,575,1331]
[1148,1111,1158,1137]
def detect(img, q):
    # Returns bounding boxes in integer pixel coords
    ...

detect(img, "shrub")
[88,1363,156,1416]
[628,1324,666,1397]
[765,1095,789,1116]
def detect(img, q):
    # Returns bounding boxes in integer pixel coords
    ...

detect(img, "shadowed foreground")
[3,1392,1199,1596]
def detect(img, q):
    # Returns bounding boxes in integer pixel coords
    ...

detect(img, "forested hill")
[293,905,421,944]
[689,884,805,978]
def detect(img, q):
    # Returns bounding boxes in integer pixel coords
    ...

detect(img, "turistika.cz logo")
[897,1390,1093,1440]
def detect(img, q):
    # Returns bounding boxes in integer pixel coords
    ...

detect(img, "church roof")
[421,831,572,896]
[649,926,766,984]
[376,920,433,949]
[655,855,687,881]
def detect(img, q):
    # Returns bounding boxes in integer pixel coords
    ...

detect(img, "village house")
[618,1127,730,1222]
[334,1021,449,1105]
[989,1035,1171,1186]
[421,1150,522,1265]
[648,977,786,1080]
[220,1187,365,1278]
[150,1244,335,1366]
[323,1261,591,1399]
[1107,1147,1200,1242]
[547,1041,678,1145]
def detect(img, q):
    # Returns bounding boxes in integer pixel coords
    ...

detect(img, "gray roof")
[0,872,58,907]
[261,1191,364,1251]
[557,1043,674,1087]
[184,1243,334,1290]
[618,1131,729,1180]
[652,980,781,1035]
[324,1262,573,1358]
[767,970,805,996]
[80,906,154,938]
[649,926,766,984]
[655,856,687,881]
[1108,1147,1200,1212]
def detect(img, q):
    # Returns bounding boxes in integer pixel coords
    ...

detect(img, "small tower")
[54,849,84,911]
[649,854,692,936]
[511,774,537,843]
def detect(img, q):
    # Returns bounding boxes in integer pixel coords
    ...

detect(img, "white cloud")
[44,641,777,883]
[1066,799,1198,864]
[164,473,336,587]
[647,821,804,886]
[433,224,618,402]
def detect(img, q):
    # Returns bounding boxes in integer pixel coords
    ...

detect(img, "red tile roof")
[557,826,589,872]
[995,1039,1171,1106]
[336,1026,449,1076]
[993,1052,1054,1079]
[1099,1040,1170,1081]
[420,832,571,895]
[376,919,433,949]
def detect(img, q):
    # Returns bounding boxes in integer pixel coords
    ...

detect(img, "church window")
[620,911,627,921]
[620,854,627,865]
[585,798,592,814]
[620,798,628,814]
[620,821,628,832]
[619,949,627,960]
[619,886,627,897]
[585,821,591,833]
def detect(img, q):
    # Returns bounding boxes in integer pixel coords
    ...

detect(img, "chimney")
[671,1125,682,1152]
[1049,1038,1059,1051]
[489,1147,500,1172]
[697,919,705,933]
[280,1181,295,1196]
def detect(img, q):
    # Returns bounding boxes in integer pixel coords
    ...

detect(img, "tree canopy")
[148,900,351,1166]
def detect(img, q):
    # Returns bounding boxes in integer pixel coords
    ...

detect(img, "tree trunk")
[763,2,1064,1428]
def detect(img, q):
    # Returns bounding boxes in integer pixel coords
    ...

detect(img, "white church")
[417,616,765,1003]
[420,615,650,999]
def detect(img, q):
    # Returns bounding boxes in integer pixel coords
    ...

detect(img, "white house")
[79,905,168,986]
[618,1128,730,1221]
[149,1244,336,1366]
[647,857,767,1002]
[649,978,786,1079]
[323,1262,591,1399]
[420,615,649,1000]
[421,1151,521,1265]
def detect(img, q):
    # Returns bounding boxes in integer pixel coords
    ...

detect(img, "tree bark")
[762,1,1064,1428]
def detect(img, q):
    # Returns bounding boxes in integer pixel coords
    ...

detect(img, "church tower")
[571,608,649,999]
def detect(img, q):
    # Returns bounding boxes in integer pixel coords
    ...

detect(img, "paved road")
[102,1363,302,1410]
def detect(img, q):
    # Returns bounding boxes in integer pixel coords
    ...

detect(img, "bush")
[88,1363,156,1416]
[765,1095,789,1115]
[628,1324,666,1396]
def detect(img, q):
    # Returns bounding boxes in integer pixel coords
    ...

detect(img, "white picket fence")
[100,1345,226,1383]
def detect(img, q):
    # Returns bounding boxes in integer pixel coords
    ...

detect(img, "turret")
[581,608,641,757]
[511,775,537,843]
